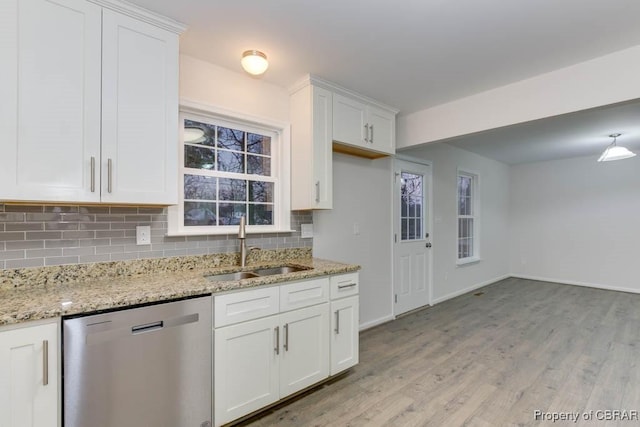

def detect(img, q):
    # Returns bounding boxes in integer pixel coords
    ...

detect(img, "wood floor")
[235,278,640,426]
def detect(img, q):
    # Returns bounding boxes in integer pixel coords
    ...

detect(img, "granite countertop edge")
[0,257,360,326]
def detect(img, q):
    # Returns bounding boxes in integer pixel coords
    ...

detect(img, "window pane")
[249,181,274,203]
[219,178,246,201]
[217,150,244,173]
[184,119,215,147]
[247,155,271,176]
[184,175,217,200]
[401,218,408,240]
[184,202,216,226]
[408,219,416,239]
[217,127,245,151]
[247,133,271,155]
[184,145,215,170]
[416,218,422,240]
[218,203,246,225]
[249,204,273,225]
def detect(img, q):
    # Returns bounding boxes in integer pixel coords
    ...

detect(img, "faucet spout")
[239,216,248,267]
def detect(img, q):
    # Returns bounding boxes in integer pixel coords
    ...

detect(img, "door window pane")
[400,172,424,242]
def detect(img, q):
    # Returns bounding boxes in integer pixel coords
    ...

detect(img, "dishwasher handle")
[132,321,163,334]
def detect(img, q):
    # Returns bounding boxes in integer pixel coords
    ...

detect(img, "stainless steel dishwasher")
[63,296,212,427]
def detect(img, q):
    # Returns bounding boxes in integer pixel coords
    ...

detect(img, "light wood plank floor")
[237,278,640,426]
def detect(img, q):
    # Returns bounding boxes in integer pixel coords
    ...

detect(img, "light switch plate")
[136,225,151,245]
[301,224,313,238]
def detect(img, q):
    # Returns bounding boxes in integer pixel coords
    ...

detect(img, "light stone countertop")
[0,249,360,326]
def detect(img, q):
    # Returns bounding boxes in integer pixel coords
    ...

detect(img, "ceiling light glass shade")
[241,50,269,75]
[184,127,205,143]
[597,145,637,162]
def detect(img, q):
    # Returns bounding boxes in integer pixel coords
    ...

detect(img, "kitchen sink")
[205,265,310,282]
[205,271,259,281]
[251,266,310,276]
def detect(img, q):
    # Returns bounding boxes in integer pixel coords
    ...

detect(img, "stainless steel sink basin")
[205,265,310,281]
[205,271,259,281]
[251,266,310,276]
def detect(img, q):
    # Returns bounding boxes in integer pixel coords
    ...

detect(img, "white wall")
[398,45,640,148]
[179,54,289,122]
[400,144,511,303]
[509,154,640,292]
[313,154,394,329]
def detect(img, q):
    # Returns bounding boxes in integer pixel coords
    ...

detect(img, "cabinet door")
[330,296,359,375]
[214,316,280,427]
[0,0,102,203]
[290,84,333,210]
[0,322,59,427]
[312,87,333,209]
[101,10,179,204]
[332,93,367,147]
[367,104,396,155]
[279,303,329,397]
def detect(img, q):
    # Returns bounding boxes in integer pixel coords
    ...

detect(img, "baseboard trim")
[431,274,510,305]
[510,274,640,295]
[359,314,394,331]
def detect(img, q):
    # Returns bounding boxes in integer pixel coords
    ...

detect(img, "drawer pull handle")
[42,340,49,386]
[338,283,357,289]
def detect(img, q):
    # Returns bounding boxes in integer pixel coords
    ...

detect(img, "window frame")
[168,101,291,236]
[456,169,480,265]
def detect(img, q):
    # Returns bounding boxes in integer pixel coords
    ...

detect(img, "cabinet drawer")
[330,273,359,299]
[279,278,329,312]
[214,287,279,328]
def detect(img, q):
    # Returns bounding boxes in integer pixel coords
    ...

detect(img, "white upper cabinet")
[0,0,182,205]
[0,0,102,203]
[290,83,333,210]
[101,10,179,204]
[332,92,397,157]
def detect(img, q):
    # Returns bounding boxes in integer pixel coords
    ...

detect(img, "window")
[168,106,290,235]
[457,171,479,263]
[400,172,424,241]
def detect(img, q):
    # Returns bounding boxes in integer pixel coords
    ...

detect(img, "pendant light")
[241,50,269,76]
[597,133,636,162]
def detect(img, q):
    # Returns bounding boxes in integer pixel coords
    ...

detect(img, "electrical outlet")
[136,225,151,245]
[301,224,313,238]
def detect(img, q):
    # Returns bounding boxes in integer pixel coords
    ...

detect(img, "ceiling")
[421,101,640,164]
[127,0,640,165]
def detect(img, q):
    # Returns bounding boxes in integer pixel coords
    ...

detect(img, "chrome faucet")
[238,216,260,267]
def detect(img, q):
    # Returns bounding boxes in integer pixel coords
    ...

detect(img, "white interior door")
[393,159,432,315]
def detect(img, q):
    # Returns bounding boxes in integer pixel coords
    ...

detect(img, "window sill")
[456,257,481,266]
[166,228,296,237]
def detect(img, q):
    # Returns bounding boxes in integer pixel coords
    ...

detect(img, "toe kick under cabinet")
[213,272,359,426]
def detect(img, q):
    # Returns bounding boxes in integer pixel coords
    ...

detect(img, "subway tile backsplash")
[0,204,313,270]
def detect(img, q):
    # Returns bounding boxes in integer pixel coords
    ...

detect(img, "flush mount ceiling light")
[183,127,205,143]
[597,133,637,162]
[241,50,269,76]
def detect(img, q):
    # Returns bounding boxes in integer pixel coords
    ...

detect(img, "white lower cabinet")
[279,304,329,397]
[330,273,360,375]
[213,276,346,427]
[0,320,60,427]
